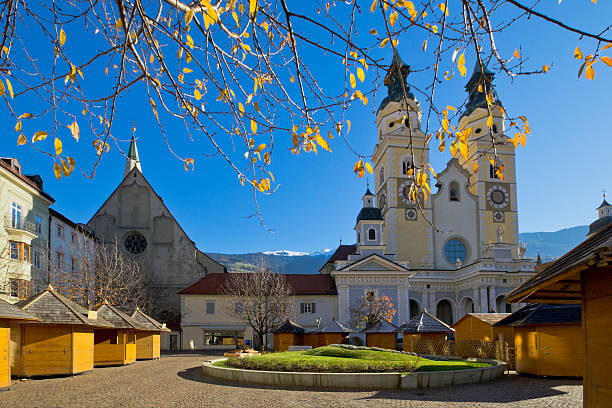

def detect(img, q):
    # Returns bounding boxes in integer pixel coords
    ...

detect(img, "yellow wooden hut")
[493,303,583,377]
[0,299,38,387]
[93,301,144,366]
[272,320,306,352]
[395,310,454,352]
[505,222,612,407]
[361,320,397,350]
[304,319,352,348]
[11,287,112,377]
[131,307,170,360]
[453,313,513,344]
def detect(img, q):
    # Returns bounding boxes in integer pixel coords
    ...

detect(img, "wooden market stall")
[11,286,112,377]
[272,320,306,352]
[361,319,397,350]
[493,303,583,377]
[396,310,454,352]
[131,308,170,360]
[453,313,513,344]
[0,299,38,387]
[303,319,352,348]
[93,301,144,366]
[505,222,612,407]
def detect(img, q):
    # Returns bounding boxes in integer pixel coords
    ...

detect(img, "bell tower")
[456,63,519,249]
[373,53,433,268]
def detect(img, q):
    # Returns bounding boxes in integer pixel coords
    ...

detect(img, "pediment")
[338,254,409,273]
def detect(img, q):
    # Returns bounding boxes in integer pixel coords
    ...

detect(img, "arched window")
[489,164,499,179]
[449,181,459,201]
[436,299,454,326]
[368,228,376,241]
[444,239,467,264]
[409,299,420,318]
[462,298,475,315]
[402,157,413,175]
[379,167,385,185]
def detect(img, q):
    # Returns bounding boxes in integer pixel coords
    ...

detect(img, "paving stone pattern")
[0,352,582,407]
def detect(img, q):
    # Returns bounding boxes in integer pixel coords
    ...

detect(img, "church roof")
[597,198,611,209]
[364,187,373,196]
[356,207,383,223]
[0,298,38,321]
[588,215,612,236]
[493,303,581,327]
[318,244,357,272]
[310,319,353,334]
[178,273,338,296]
[360,319,398,333]
[377,53,414,113]
[273,320,306,334]
[128,135,140,161]
[461,62,502,118]
[396,310,454,333]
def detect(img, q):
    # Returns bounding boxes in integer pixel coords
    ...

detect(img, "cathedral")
[87,139,226,321]
[319,54,536,326]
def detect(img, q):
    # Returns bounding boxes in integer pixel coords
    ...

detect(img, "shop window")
[203,331,244,346]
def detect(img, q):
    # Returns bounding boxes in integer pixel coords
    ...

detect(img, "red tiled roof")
[178,273,337,296]
[319,244,356,272]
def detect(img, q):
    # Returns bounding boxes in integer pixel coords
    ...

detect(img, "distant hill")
[208,225,590,273]
[519,225,588,262]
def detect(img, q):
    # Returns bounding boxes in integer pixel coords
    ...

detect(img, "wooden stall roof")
[396,310,454,334]
[360,319,397,333]
[0,298,38,321]
[94,301,145,330]
[131,308,171,332]
[453,313,510,328]
[16,286,113,327]
[273,320,306,334]
[309,319,353,334]
[493,303,581,327]
[506,223,612,304]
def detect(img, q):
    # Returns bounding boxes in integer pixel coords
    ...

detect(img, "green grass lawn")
[215,346,492,373]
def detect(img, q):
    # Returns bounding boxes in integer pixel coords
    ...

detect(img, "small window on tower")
[388,121,395,128]
[449,182,459,201]
[490,164,500,179]
[368,228,376,241]
[402,158,413,175]
[379,167,385,185]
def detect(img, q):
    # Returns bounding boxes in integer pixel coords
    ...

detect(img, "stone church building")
[87,139,225,320]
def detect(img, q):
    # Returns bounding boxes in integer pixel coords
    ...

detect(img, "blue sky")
[3,1,611,254]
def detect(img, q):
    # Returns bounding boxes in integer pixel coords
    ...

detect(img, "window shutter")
[300,303,305,314]
[311,303,316,313]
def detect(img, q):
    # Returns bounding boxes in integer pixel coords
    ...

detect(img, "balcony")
[4,214,37,242]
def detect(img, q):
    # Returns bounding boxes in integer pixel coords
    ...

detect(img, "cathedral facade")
[320,55,535,326]
[87,139,226,320]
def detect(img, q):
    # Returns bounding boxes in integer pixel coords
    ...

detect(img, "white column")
[479,287,488,313]
[398,285,407,323]
[488,286,495,312]
[338,285,349,322]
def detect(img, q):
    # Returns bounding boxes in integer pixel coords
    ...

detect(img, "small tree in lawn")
[350,292,397,330]
[220,268,294,351]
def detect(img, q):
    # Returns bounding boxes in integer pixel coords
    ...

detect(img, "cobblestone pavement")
[1,352,583,408]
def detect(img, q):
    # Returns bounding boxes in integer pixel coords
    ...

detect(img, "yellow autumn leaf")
[439,3,448,16]
[389,11,397,27]
[238,102,244,115]
[5,78,13,99]
[59,29,66,46]
[365,162,373,174]
[422,39,427,52]
[350,73,356,89]
[67,156,75,172]
[586,64,595,80]
[68,120,80,141]
[32,130,48,142]
[450,140,457,157]
[185,9,195,25]
[513,49,520,58]
[186,34,194,49]
[473,162,479,174]
[315,134,331,152]
[369,28,377,35]
[53,162,62,180]
[459,140,468,161]
[543,65,549,72]
[380,38,389,48]
[14,121,21,132]
[251,119,257,134]
[54,137,62,155]
[357,67,365,82]
[256,143,266,152]
[194,89,202,101]
[346,120,351,133]
[438,141,445,152]
[17,134,26,145]
[183,67,193,73]
[574,46,583,60]
[457,53,466,77]
[520,132,526,147]
[486,114,493,129]
[249,0,258,19]
[370,0,377,13]
[601,56,612,67]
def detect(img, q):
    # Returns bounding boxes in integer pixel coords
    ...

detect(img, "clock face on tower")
[398,180,416,204]
[487,185,509,209]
